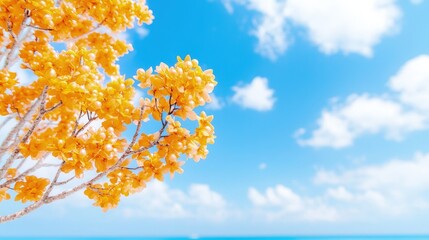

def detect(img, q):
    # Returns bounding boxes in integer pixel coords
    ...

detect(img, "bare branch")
[42,163,64,201]
[129,105,145,150]
[130,119,168,155]
[121,166,143,171]
[15,156,27,171]
[0,201,44,223]
[25,24,53,31]
[73,116,97,137]
[53,176,75,186]
[44,101,62,113]
[71,110,84,136]
[0,161,64,223]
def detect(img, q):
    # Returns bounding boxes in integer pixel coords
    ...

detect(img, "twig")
[25,24,53,31]
[0,86,49,179]
[1,9,31,69]
[71,110,84,136]
[0,159,43,189]
[53,176,75,186]
[74,116,97,137]
[44,105,148,204]
[0,97,41,158]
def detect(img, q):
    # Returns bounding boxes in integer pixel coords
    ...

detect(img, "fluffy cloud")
[240,0,290,60]
[315,153,429,193]
[315,152,429,215]
[224,0,400,59]
[232,76,275,111]
[251,153,429,221]
[298,55,429,148]
[389,55,429,110]
[284,0,400,56]
[121,182,228,221]
[297,95,426,148]
[248,185,339,221]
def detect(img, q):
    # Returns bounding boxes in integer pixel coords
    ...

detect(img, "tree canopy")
[0,0,216,222]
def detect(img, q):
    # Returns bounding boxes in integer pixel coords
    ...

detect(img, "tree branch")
[53,176,75,186]
[0,86,49,179]
[44,105,148,204]
[0,97,41,158]
[1,9,31,69]
[0,201,44,223]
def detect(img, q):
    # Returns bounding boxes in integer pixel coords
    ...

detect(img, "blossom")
[14,176,50,203]
[0,0,215,219]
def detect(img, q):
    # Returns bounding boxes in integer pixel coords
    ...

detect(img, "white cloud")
[232,76,275,111]
[249,185,303,211]
[315,153,429,192]
[247,0,290,60]
[251,152,429,222]
[248,185,339,221]
[298,95,426,148]
[224,0,400,59]
[314,152,429,215]
[297,110,354,148]
[284,0,400,56]
[121,181,228,221]
[389,55,429,110]
[228,0,290,59]
[298,55,429,148]
[326,186,354,201]
[135,27,149,39]
[258,162,267,170]
[205,93,224,110]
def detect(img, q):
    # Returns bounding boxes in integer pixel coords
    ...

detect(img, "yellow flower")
[0,188,10,202]
[14,176,50,203]
[1,0,215,212]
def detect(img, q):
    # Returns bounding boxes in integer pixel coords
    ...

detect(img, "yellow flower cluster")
[14,176,50,203]
[0,70,18,115]
[0,0,216,215]
[135,56,216,121]
[85,57,217,210]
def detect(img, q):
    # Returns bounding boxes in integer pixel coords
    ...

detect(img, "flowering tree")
[0,0,216,222]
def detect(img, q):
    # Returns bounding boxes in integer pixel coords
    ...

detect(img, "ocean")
[2,237,429,240]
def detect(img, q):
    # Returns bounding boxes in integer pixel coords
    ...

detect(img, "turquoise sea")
[2,237,429,240]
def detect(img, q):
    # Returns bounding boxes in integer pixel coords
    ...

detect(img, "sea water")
[3,237,429,240]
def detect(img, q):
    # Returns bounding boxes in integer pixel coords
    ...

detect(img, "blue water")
[2,237,429,240]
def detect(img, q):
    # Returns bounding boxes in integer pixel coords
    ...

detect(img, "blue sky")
[3,0,429,237]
